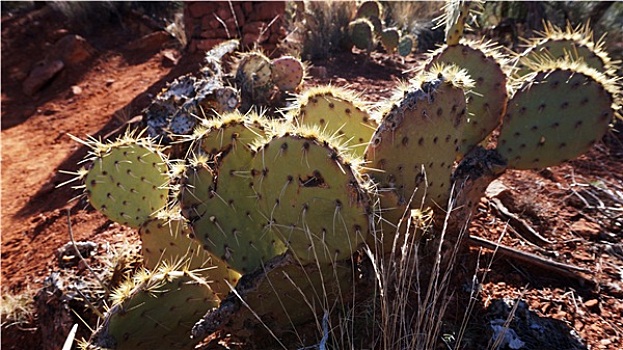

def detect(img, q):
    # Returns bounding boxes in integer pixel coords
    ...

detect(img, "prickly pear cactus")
[497,60,619,170]
[365,65,472,216]
[192,254,356,343]
[287,85,378,157]
[440,0,472,46]
[235,51,273,111]
[426,40,509,156]
[398,34,416,57]
[77,133,170,229]
[89,263,220,350]
[513,22,617,78]
[181,113,289,274]
[250,131,371,264]
[356,0,382,20]
[270,56,305,92]
[348,18,375,51]
[380,27,400,53]
[139,210,241,298]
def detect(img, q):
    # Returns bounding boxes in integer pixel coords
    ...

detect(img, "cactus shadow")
[12,52,206,221]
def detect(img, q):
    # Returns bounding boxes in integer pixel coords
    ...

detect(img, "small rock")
[584,299,599,310]
[570,219,600,240]
[125,31,172,51]
[51,34,94,65]
[70,85,82,96]
[161,49,179,67]
[105,79,115,87]
[22,59,64,96]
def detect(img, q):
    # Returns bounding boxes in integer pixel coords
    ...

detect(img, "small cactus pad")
[441,0,472,46]
[182,114,288,274]
[83,135,169,228]
[380,27,400,53]
[498,62,617,170]
[398,34,416,57]
[139,212,241,298]
[192,254,356,342]
[348,18,375,51]
[356,0,382,20]
[365,65,472,212]
[235,51,273,89]
[89,265,219,350]
[250,133,371,264]
[288,85,377,158]
[426,41,509,155]
[270,56,305,92]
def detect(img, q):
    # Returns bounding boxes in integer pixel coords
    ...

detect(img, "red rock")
[570,219,600,240]
[243,21,266,35]
[188,2,218,18]
[124,31,172,51]
[22,60,64,96]
[50,34,94,65]
[248,2,286,21]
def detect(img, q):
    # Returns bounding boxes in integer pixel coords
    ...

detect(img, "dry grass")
[1,289,35,328]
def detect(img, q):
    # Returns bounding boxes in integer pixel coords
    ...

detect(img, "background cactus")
[348,18,375,51]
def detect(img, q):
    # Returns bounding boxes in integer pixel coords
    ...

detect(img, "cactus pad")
[348,18,375,51]
[356,0,382,20]
[270,56,305,92]
[398,34,416,57]
[235,51,273,89]
[514,22,618,78]
[192,254,356,343]
[365,65,472,211]
[83,135,169,228]
[380,27,400,53]
[288,85,377,158]
[498,61,618,170]
[440,0,472,46]
[139,211,241,298]
[250,132,371,264]
[89,264,219,350]
[426,41,509,155]
[181,113,288,274]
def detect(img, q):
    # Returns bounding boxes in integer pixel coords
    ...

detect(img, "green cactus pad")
[89,265,219,350]
[250,132,371,264]
[398,34,416,57]
[288,85,377,158]
[348,18,375,51]
[83,135,169,228]
[197,111,272,156]
[192,254,356,342]
[380,27,400,53]
[270,56,305,92]
[235,51,272,89]
[441,0,472,46]
[365,65,472,212]
[182,114,288,274]
[498,62,617,170]
[514,22,618,78]
[356,0,382,20]
[139,212,241,298]
[426,41,509,156]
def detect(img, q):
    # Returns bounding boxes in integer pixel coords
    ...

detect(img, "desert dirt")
[1,5,622,350]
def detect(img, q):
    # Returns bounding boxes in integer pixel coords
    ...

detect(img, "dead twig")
[467,235,595,286]
[488,197,556,246]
